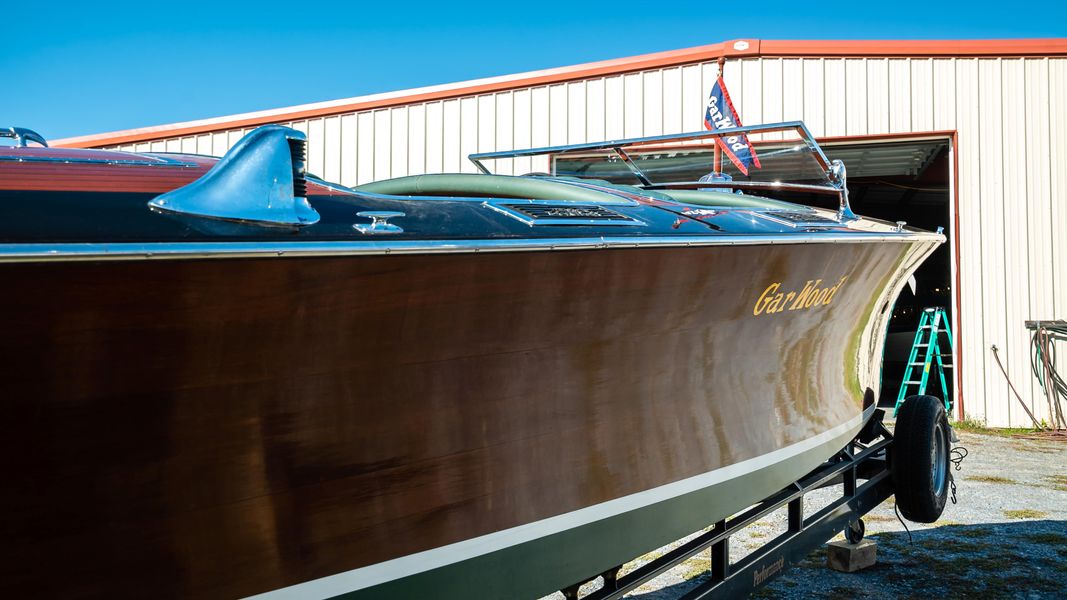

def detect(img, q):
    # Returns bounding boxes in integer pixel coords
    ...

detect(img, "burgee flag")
[704,76,761,176]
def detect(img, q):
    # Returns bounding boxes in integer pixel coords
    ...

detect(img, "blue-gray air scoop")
[148,125,320,226]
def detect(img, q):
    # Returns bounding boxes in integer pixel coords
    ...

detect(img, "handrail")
[643,180,840,196]
[469,121,828,168]
[468,120,858,222]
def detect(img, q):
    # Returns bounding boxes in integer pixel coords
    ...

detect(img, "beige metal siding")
[1048,59,1067,427]
[111,56,1067,427]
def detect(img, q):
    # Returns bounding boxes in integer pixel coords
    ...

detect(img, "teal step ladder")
[894,307,954,416]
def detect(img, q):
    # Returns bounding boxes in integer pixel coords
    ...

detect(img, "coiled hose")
[1031,323,1067,430]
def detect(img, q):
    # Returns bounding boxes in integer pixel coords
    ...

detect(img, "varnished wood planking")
[0,161,346,195]
[0,240,918,598]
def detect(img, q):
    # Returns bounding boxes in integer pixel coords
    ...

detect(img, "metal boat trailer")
[565,410,899,600]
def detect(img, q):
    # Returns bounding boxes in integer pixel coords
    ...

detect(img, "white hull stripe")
[246,412,866,600]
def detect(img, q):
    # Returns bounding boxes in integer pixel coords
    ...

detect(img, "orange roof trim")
[54,38,1067,149]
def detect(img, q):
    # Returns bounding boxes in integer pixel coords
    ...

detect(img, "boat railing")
[469,121,858,222]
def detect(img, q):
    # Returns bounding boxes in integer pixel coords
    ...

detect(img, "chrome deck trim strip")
[0,154,199,167]
[0,233,944,263]
[245,409,871,599]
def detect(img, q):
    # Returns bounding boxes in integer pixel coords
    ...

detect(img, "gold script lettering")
[754,283,781,316]
[753,276,848,316]
[823,276,848,304]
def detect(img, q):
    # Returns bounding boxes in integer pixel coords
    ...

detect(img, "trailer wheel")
[845,518,865,544]
[892,395,951,523]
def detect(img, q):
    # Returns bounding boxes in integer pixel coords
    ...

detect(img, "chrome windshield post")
[612,147,652,186]
[829,159,858,222]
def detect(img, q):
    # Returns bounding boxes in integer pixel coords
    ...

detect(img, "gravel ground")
[543,427,1067,599]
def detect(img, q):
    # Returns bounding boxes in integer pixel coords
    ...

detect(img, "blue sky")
[3,0,1064,140]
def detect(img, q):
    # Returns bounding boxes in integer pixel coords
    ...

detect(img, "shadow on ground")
[623,520,1066,599]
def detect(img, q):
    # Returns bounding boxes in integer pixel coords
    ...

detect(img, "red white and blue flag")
[704,75,761,176]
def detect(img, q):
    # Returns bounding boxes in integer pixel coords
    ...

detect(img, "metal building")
[56,38,1067,428]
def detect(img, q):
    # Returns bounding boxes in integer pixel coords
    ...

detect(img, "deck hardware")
[896,221,907,232]
[148,125,320,227]
[1,126,48,147]
[354,211,405,234]
[753,210,839,228]
[829,159,859,222]
[484,200,646,227]
[612,146,653,186]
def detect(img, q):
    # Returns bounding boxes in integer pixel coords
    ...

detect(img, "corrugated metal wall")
[112,57,1067,428]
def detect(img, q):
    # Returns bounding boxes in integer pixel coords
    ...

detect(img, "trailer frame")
[565,411,896,600]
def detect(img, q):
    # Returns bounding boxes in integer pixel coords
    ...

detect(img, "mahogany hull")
[0,238,934,598]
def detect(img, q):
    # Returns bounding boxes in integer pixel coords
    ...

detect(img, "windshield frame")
[468,120,855,220]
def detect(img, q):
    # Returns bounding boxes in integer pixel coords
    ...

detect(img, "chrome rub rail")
[0,232,945,263]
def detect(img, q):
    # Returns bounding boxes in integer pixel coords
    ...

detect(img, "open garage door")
[821,138,954,407]
[722,137,955,406]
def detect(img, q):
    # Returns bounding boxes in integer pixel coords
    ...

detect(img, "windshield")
[469,122,839,195]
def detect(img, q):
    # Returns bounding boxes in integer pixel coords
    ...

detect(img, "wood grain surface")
[0,240,921,598]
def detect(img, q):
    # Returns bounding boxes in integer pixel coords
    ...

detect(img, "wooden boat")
[0,123,941,599]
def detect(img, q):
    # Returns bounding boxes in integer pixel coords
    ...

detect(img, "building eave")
[52,38,1067,149]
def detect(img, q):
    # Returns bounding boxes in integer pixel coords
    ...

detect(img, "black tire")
[892,395,951,523]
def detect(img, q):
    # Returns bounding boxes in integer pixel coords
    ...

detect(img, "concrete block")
[826,538,877,572]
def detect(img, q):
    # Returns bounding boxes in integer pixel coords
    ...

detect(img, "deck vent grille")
[756,210,840,227]
[288,138,308,198]
[504,204,631,221]
[486,201,646,226]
